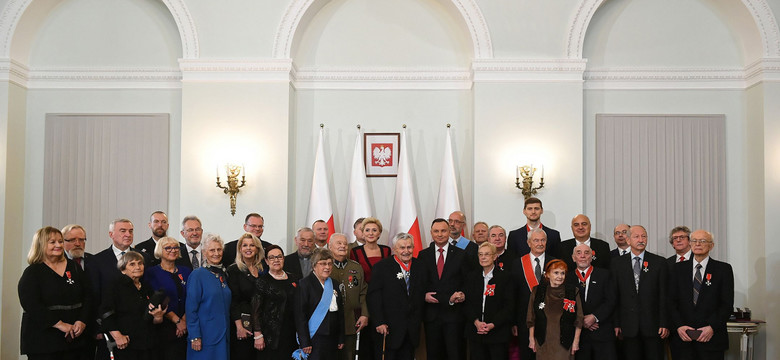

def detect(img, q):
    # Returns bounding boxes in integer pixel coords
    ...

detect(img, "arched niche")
[273,0,492,62]
[568,0,779,62]
[0,0,199,63]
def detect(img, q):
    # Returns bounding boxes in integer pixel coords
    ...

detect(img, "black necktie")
[534,258,542,282]
[693,264,703,305]
[191,250,200,269]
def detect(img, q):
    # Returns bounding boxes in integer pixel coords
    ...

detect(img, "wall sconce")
[515,165,545,199]
[216,163,246,216]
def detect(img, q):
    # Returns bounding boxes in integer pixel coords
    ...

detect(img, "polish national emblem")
[372,144,393,167]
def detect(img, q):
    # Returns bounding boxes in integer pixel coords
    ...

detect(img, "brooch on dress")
[538,302,545,310]
[563,299,576,313]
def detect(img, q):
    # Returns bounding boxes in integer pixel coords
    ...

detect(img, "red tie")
[679,256,685,262]
[76,258,82,268]
[437,248,445,279]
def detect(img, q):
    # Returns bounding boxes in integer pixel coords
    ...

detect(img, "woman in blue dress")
[186,233,231,359]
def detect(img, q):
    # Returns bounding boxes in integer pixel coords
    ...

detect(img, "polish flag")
[434,126,462,224]
[342,127,372,243]
[306,127,335,239]
[389,127,423,256]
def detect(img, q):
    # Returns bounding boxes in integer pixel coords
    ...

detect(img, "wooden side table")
[727,320,765,360]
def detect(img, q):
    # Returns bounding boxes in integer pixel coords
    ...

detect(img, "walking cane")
[354,330,360,360]
[382,333,387,360]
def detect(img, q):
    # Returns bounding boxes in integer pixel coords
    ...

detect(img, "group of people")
[18,197,735,360]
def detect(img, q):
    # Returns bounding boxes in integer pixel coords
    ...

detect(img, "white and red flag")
[306,126,335,240]
[434,126,462,223]
[342,127,372,243]
[389,127,423,256]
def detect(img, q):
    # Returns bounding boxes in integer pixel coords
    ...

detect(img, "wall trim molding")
[272,0,493,59]
[179,59,292,82]
[472,59,587,82]
[291,65,472,90]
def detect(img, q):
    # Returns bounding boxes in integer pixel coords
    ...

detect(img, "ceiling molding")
[291,66,472,90]
[179,59,292,82]
[472,59,587,82]
[583,63,780,90]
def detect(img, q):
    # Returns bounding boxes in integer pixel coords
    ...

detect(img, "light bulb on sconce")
[216,163,247,216]
[515,164,545,199]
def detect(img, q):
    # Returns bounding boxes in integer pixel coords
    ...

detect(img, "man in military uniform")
[329,233,369,360]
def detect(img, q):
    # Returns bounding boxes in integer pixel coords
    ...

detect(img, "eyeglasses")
[671,235,689,241]
[64,237,87,243]
[267,255,284,261]
[447,219,464,225]
[184,228,203,233]
[163,246,180,252]
[614,230,627,235]
[690,239,712,244]
[246,224,264,229]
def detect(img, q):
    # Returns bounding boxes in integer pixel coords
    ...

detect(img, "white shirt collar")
[530,252,545,264]
[112,244,129,259]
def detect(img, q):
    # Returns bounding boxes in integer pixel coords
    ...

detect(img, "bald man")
[557,214,611,270]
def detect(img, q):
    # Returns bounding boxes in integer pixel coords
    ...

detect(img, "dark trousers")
[517,329,536,360]
[231,336,256,359]
[623,336,664,360]
[358,328,375,360]
[310,333,339,360]
[374,332,415,360]
[670,337,725,360]
[424,319,465,360]
[468,339,508,360]
[28,350,81,360]
[576,339,617,360]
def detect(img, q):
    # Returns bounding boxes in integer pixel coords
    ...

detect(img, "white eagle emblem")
[373,145,392,167]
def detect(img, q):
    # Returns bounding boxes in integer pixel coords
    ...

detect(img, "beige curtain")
[44,114,169,254]
[595,114,726,259]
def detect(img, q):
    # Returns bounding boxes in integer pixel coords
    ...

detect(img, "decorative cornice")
[449,0,493,59]
[179,59,293,82]
[291,65,472,89]
[0,57,29,86]
[584,66,752,89]
[25,67,181,89]
[567,0,601,59]
[472,59,587,82]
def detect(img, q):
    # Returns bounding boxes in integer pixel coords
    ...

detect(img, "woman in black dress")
[251,245,300,359]
[18,226,91,360]
[227,232,266,359]
[100,251,166,360]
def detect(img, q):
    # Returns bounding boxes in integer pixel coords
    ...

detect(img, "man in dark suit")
[223,213,272,267]
[611,225,669,360]
[558,214,611,270]
[510,228,554,360]
[134,210,168,266]
[488,225,516,272]
[61,224,95,360]
[567,243,617,360]
[668,229,734,360]
[507,197,561,257]
[284,227,316,279]
[176,215,204,269]
[418,218,469,360]
[89,218,136,360]
[666,225,692,265]
[348,217,366,251]
[367,233,423,360]
[610,224,630,258]
[448,211,479,267]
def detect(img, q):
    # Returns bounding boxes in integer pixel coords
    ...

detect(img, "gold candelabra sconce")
[515,164,545,199]
[216,163,246,216]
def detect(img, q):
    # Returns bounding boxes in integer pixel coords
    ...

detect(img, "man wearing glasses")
[136,211,169,266]
[611,224,630,258]
[667,226,692,265]
[448,211,478,267]
[178,215,205,269]
[223,213,272,266]
[62,224,91,271]
[668,230,734,360]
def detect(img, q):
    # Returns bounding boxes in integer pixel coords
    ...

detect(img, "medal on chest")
[643,261,649,272]
[65,271,74,285]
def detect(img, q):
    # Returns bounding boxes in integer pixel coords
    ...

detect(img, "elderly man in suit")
[566,243,617,360]
[135,210,169,266]
[489,225,516,273]
[610,224,630,258]
[557,214,611,269]
[367,233,423,360]
[611,225,669,360]
[507,197,561,258]
[418,218,469,360]
[177,215,205,269]
[667,225,692,265]
[62,224,92,271]
[284,227,316,279]
[668,230,734,360]
[328,233,369,360]
[510,227,555,360]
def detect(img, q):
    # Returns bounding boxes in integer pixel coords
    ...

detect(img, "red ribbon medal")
[178,273,185,285]
[484,284,496,296]
[705,273,712,286]
[563,298,576,313]
[643,261,649,272]
[575,266,593,286]
[65,271,74,284]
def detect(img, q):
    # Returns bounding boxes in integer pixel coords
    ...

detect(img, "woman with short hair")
[251,245,300,359]
[527,259,583,360]
[186,233,231,360]
[18,226,91,360]
[144,236,191,360]
[101,251,166,360]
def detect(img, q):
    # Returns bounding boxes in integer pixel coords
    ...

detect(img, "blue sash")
[454,236,468,250]
[308,277,333,338]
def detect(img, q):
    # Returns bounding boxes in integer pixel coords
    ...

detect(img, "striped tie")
[693,264,703,305]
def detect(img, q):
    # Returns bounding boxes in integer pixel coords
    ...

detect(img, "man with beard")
[62,224,91,271]
[566,243,617,360]
[368,233,423,360]
[328,233,369,360]
[135,211,169,266]
[507,197,561,257]
[284,227,316,279]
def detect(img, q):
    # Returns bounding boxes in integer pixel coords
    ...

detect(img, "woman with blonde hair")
[349,217,391,283]
[227,232,266,359]
[18,226,91,360]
